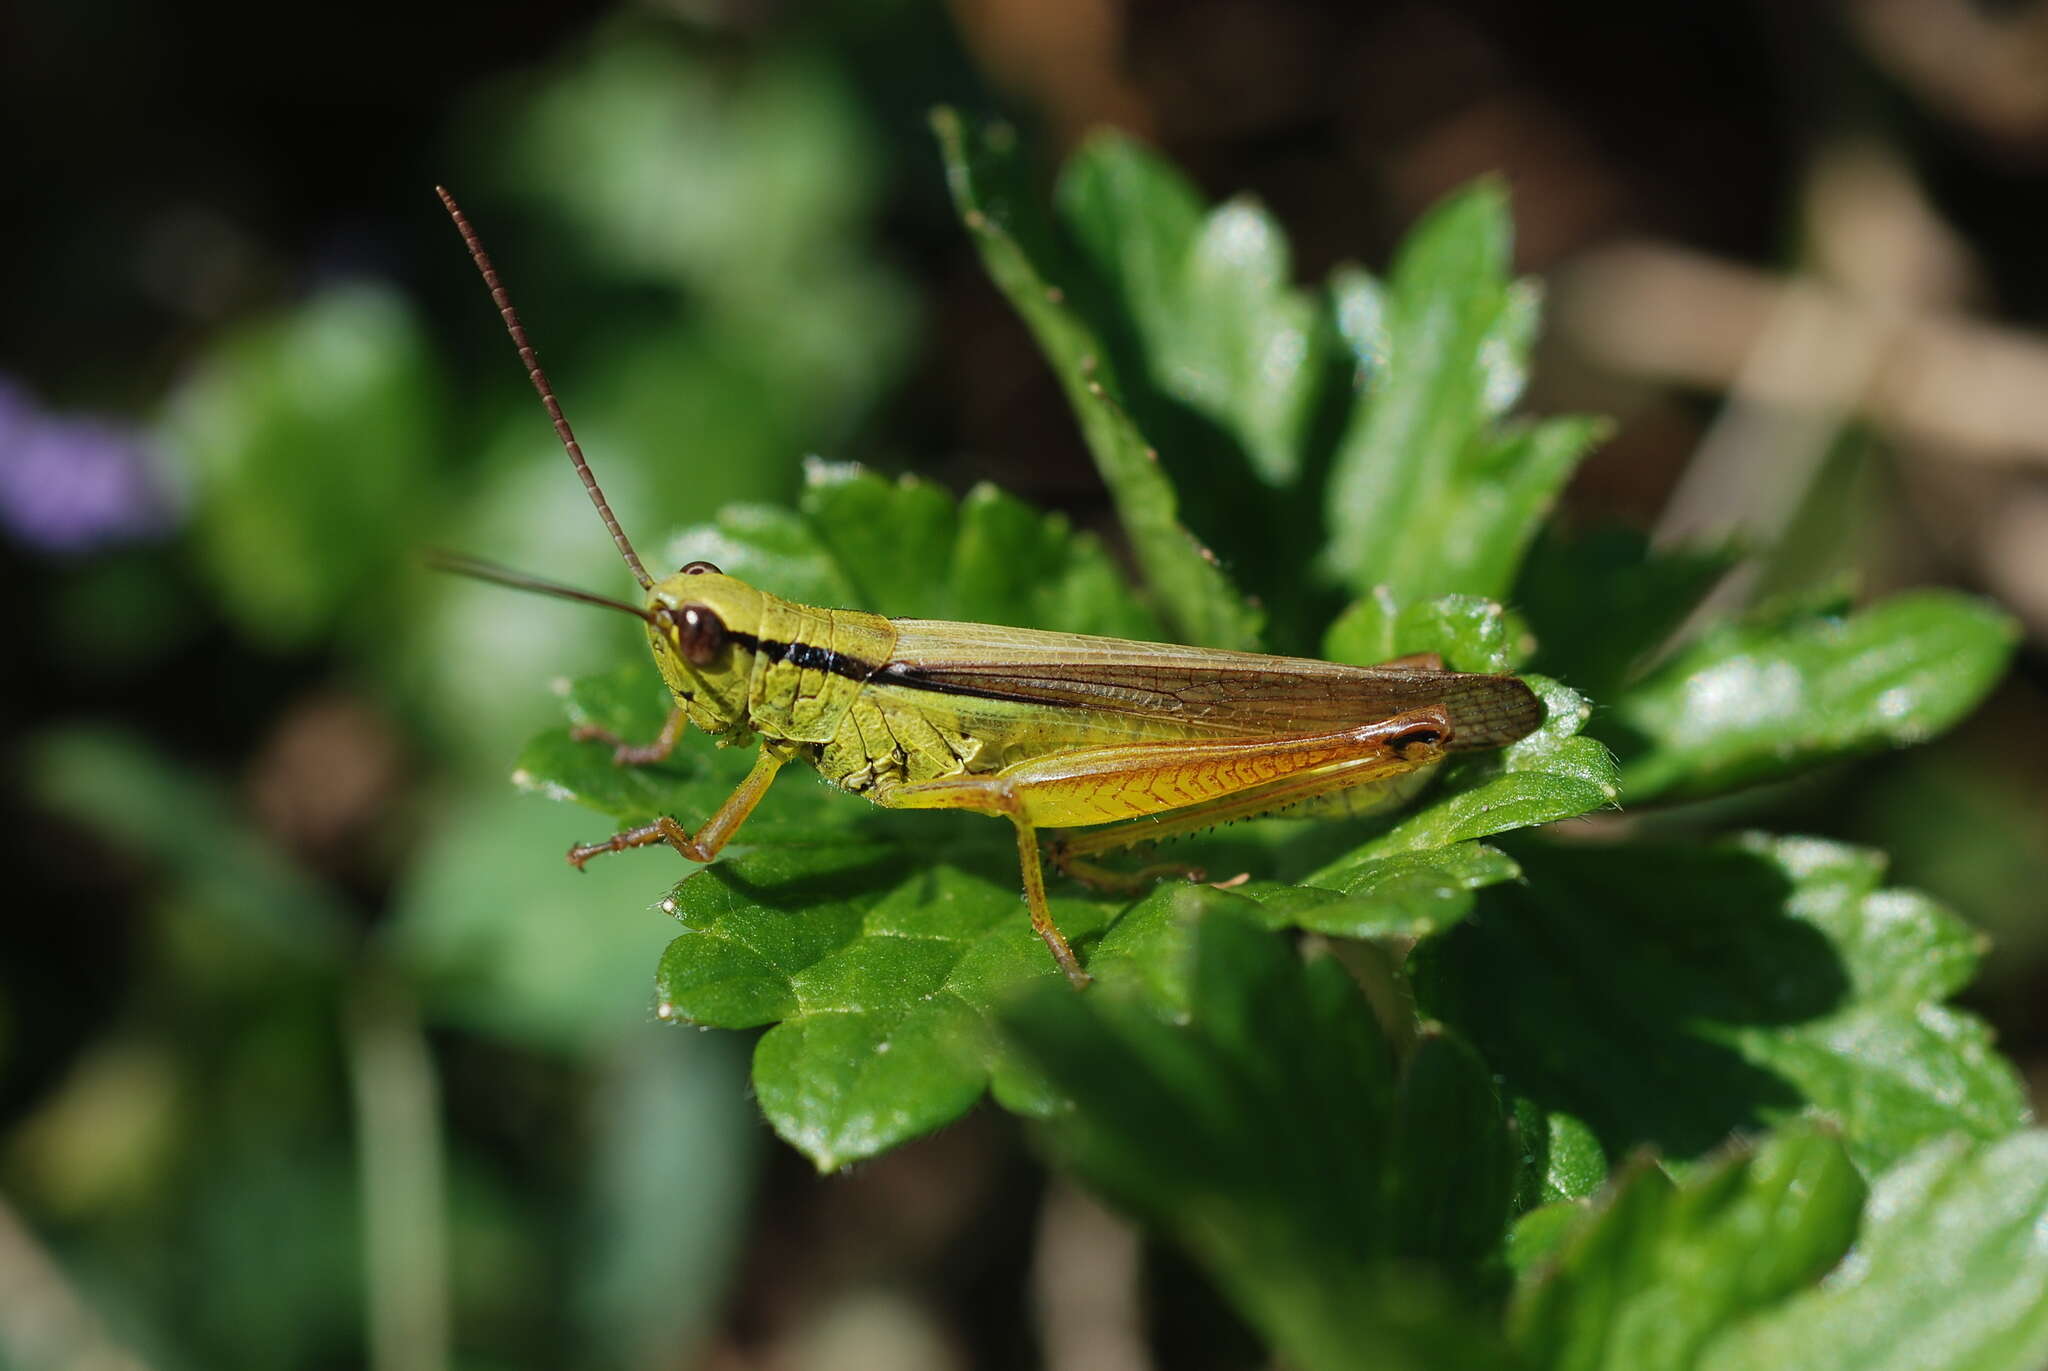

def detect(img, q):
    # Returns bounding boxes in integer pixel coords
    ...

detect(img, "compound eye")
[679,560,720,576]
[674,603,727,666]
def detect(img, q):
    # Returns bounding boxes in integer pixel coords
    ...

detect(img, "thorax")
[739,600,897,744]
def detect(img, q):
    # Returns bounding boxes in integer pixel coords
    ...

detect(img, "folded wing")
[884,620,1541,750]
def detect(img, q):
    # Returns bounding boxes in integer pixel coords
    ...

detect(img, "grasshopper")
[434,188,1542,987]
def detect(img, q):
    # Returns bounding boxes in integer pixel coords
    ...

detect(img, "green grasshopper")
[434,189,1542,987]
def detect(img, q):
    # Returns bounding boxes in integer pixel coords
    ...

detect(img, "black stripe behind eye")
[724,629,867,684]
[718,627,1050,704]
[785,641,840,673]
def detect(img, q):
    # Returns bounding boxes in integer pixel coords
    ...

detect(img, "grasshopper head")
[646,561,766,738]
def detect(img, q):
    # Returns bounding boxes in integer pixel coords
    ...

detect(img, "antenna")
[424,549,655,622]
[435,186,654,591]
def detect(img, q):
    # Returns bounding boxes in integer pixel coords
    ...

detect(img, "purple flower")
[0,378,179,555]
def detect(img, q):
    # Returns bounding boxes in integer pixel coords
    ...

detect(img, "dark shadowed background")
[3,1,2046,1368]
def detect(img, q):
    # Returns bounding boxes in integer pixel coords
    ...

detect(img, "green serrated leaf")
[500,468,1184,1163]
[1056,132,1327,488]
[516,668,725,823]
[1323,587,1530,674]
[1000,911,1520,1371]
[932,109,1264,650]
[795,462,1165,636]
[1322,185,1599,602]
[656,842,1121,1169]
[1445,415,1610,602]
[1541,1112,1612,1204]
[662,462,1163,636]
[793,461,959,610]
[1509,1127,1867,1371]
[1075,881,1280,1021]
[1700,1132,2048,1371]
[667,502,862,609]
[1412,835,2029,1175]
[1250,842,1523,941]
[1051,128,1206,348]
[1613,589,2017,802]
[512,666,843,842]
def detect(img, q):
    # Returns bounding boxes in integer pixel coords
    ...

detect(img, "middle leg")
[867,772,1090,987]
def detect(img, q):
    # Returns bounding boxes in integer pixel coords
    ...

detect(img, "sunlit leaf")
[1323,588,1531,674]
[1700,1132,2048,1371]
[1611,590,2018,802]
[1055,132,1327,488]
[1322,189,1601,603]
[932,109,1265,651]
[1509,1127,1866,1371]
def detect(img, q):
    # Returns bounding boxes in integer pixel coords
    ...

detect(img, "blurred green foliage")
[19,22,915,1371]
[167,285,447,650]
